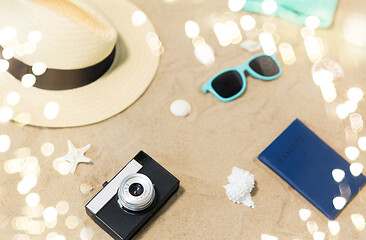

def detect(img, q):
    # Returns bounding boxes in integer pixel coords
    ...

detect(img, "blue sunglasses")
[201,54,282,102]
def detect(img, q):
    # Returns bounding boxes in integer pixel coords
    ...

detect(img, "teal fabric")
[243,0,339,28]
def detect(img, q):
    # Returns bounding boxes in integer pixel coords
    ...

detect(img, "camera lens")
[117,173,155,212]
[129,183,144,196]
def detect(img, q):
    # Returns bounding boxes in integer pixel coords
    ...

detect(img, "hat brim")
[0,0,159,128]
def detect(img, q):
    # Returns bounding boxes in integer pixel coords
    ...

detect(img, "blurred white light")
[21,74,36,88]
[4,158,24,174]
[0,107,13,123]
[2,27,17,44]
[261,234,278,240]
[347,87,364,103]
[28,31,42,44]
[336,104,349,119]
[312,69,333,86]
[26,193,40,207]
[350,113,363,132]
[304,36,326,63]
[351,214,366,231]
[332,169,345,182]
[0,134,11,152]
[240,15,256,31]
[15,44,26,57]
[261,0,277,14]
[194,43,215,65]
[41,142,55,157]
[17,181,30,195]
[65,216,79,229]
[343,15,366,47]
[344,100,358,113]
[228,0,246,12]
[80,227,94,240]
[301,27,315,39]
[313,231,325,240]
[345,146,360,161]
[0,59,9,72]
[132,11,147,26]
[259,32,276,55]
[279,43,296,65]
[299,208,311,221]
[56,201,69,215]
[32,62,47,76]
[43,207,57,223]
[328,220,340,236]
[23,174,37,189]
[225,21,242,44]
[44,102,60,120]
[333,196,347,210]
[7,92,20,106]
[24,42,36,55]
[358,137,366,151]
[214,23,231,46]
[185,21,200,39]
[2,47,15,60]
[319,83,337,103]
[350,163,363,177]
[305,16,321,29]
[307,221,319,234]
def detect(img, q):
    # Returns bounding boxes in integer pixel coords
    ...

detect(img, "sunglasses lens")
[211,70,243,98]
[249,55,279,77]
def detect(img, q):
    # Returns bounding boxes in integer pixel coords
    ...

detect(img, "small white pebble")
[170,99,191,117]
[240,40,262,52]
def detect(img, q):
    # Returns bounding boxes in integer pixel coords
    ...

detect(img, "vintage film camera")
[85,151,180,240]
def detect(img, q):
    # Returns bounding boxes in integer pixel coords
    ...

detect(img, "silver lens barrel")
[117,173,155,212]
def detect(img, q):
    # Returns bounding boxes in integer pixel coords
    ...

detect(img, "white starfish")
[60,140,91,174]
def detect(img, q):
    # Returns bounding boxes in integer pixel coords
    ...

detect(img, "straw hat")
[0,0,160,127]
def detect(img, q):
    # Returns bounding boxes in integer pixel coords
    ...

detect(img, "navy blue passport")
[258,119,366,220]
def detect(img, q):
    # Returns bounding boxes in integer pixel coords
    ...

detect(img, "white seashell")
[224,166,255,208]
[80,183,93,195]
[170,99,191,117]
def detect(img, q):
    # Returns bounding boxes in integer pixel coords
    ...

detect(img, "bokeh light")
[301,27,315,39]
[2,47,15,60]
[336,104,349,119]
[32,62,47,76]
[44,102,60,120]
[319,82,337,103]
[305,16,320,29]
[350,163,363,177]
[259,32,276,55]
[279,43,296,65]
[347,88,364,103]
[0,107,13,123]
[351,214,366,231]
[21,74,36,88]
[1,27,17,44]
[299,208,311,221]
[261,234,278,240]
[185,21,200,39]
[214,23,231,46]
[4,158,24,174]
[25,193,40,207]
[28,31,42,44]
[312,69,333,86]
[240,15,256,31]
[43,207,57,223]
[65,216,79,229]
[333,196,346,210]
[304,37,326,63]
[0,134,11,152]
[24,42,36,55]
[0,59,9,72]
[350,113,363,133]
[56,201,69,215]
[306,221,319,234]
[53,158,71,175]
[332,169,345,183]
[313,231,325,240]
[80,227,94,240]
[328,220,340,236]
[344,101,358,113]
[7,92,20,106]
[345,146,360,161]
[132,10,147,26]
[261,0,277,14]
[41,142,55,157]
[358,137,366,151]
[228,0,246,12]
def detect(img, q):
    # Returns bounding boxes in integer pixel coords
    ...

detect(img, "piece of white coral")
[224,166,255,208]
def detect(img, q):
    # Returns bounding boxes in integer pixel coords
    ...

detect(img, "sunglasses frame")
[201,54,282,102]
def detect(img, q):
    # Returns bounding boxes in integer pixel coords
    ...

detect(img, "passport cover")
[258,119,366,220]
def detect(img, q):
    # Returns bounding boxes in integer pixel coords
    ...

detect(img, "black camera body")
[85,151,180,240]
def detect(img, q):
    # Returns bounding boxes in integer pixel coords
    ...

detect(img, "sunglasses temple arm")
[201,82,210,93]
